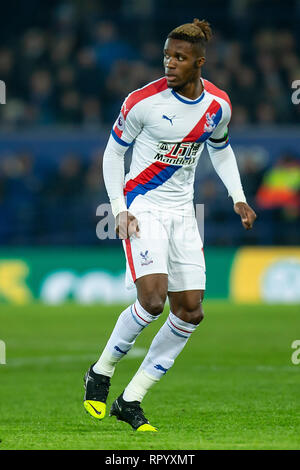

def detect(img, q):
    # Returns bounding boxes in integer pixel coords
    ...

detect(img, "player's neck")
[175,78,203,101]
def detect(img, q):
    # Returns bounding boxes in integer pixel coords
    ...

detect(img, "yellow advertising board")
[230,247,300,303]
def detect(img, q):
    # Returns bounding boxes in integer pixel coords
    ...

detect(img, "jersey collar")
[171,80,205,105]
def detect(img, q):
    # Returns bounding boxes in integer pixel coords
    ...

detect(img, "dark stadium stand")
[0,0,299,245]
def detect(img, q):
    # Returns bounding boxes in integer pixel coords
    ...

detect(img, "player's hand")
[115,211,140,239]
[234,202,257,230]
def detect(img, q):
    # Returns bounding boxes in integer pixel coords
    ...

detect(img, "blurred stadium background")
[0,0,299,305]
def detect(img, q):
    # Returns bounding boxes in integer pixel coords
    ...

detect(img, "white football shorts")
[122,207,206,292]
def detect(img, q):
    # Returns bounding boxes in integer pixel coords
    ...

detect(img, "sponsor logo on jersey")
[162,114,176,125]
[154,141,200,165]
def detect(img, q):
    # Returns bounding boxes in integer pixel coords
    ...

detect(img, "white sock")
[123,312,197,402]
[93,299,159,377]
[123,369,159,402]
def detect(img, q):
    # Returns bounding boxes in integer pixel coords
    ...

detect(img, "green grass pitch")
[0,301,299,450]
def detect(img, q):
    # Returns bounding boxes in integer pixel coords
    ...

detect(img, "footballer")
[83,18,257,431]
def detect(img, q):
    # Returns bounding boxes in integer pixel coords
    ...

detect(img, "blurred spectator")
[140,41,162,68]
[76,48,104,97]
[51,153,86,200]
[256,153,300,211]
[81,97,103,129]
[0,2,299,128]
[241,157,265,200]
[92,21,138,72]
[0,48,18,97]
[231,105,251,126]
[51,34,75,65]
[256,103,277,124]
[58,90,82,125]
[0,152,42,242]
[28,69,55,124]
[56,65,76,94]
[255,152,300,244]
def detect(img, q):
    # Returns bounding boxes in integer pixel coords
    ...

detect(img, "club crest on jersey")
[140,250,153,266]
[116,112,125,131]
[204,112,217,133]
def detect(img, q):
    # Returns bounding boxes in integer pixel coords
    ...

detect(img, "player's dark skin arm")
[234,202,257,230]
[115,211,140,239]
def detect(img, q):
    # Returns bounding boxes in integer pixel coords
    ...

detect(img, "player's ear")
[193,57,205,69]
[197,56,206,67]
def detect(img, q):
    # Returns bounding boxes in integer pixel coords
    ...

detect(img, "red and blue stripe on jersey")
[112,77,168,146]
[202,78,232,112]
[124,160,179,208]
[124,98,222,208]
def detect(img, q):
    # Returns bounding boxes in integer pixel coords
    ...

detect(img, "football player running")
[83,18,257,431]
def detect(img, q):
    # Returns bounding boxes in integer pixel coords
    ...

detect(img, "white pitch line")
[4,353,299,372]
[6,347,147,367]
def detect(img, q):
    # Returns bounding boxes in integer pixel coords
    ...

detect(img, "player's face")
[163,38,205,89]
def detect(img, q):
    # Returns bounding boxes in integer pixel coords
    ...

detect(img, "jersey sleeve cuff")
[111,197,128,217]
[231,191,247,205]
[111,129,132,147]
[207,137,230,150]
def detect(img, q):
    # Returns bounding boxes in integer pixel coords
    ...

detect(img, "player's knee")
[182,305,204,325]
[193,308,204,325]
[140,296,165,316]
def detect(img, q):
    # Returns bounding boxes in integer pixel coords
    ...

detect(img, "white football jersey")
[111,77,232,214]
